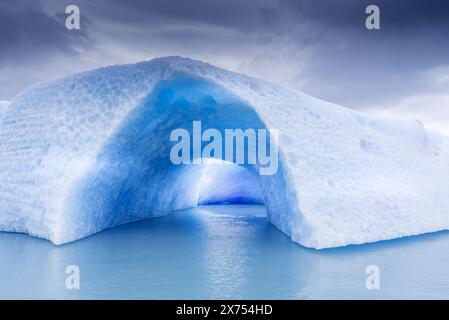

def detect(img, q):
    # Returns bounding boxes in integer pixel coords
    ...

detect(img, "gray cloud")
[275,0,449,108]
[1,0,449,134]
[0,0,92,99]
[0,0,90,63]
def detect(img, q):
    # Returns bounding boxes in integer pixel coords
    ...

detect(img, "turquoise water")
[1,205,449,299]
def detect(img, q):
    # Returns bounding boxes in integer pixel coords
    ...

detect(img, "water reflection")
[1,205,449,299]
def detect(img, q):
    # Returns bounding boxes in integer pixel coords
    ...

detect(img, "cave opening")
[59,73,295,245]
[194,158,265,206]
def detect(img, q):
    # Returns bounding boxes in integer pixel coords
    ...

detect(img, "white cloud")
[368,65,449,136]
[370,93,449,136]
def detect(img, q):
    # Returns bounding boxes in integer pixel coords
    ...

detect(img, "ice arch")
[1,56,449,249]
[65,74,292,244]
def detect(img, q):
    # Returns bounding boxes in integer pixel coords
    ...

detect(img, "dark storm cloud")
[282,0,449,29]
[1,0,449,122]
[0,0,90,63]
[0,0,92,99]
[47,0,449,105]
[271,0,449,107]
[44,0,283,56]
[58,0,280,31]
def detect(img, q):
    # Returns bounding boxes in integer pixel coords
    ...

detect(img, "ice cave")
[1,56,449,249]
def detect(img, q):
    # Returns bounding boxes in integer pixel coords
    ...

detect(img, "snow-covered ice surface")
[1,56,449,249]
[0,101,9,115]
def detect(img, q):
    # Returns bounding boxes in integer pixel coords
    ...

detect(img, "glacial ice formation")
[1,57,449,249]
[0,101,9,115]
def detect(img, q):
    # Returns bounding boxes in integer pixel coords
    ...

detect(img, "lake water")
[1,204,449,299]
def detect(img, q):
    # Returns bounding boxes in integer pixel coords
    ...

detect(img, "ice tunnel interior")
[59,72,296,244]
[196,158,265,205]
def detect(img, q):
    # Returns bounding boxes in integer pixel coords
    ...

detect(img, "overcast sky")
[1,0,449,134]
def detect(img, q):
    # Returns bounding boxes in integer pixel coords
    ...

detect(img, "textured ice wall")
[1,57,449,248]
[0,101,9,115]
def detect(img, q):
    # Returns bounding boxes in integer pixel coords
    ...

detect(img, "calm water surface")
[1,205,449,299]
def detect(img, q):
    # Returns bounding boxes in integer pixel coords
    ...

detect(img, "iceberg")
[0,101,9,115]
[1,56,449,249]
